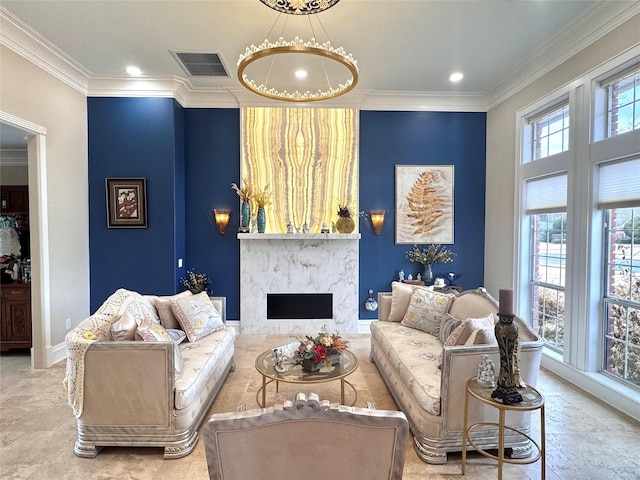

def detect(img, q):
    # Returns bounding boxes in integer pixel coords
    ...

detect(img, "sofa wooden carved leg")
[163,433,199,459]
[74,440,102,458]
[413,438,448,465]
[510,442,534,459]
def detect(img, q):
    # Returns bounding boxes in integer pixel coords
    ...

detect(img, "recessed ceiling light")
[126,66,142,76]
[294,69,308,80]
[449,72,464,82]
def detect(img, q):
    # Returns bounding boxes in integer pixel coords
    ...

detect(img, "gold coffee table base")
[255,349,359,408]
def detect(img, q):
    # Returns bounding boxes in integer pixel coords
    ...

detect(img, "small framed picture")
[106,178,147,228]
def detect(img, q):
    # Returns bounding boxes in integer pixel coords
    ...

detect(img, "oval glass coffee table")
[255,349,358,407]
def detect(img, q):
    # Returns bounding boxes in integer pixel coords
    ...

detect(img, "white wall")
[485,13,640,297]
[485,14,640,419]
[0,45,89,363]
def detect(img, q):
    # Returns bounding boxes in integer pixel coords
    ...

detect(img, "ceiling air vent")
[173,52,229,77]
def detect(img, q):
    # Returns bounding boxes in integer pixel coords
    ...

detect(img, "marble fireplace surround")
[238,234,359,335]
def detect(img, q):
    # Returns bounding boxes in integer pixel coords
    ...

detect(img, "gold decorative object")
[238,0,358,102]
[335,204,355,233]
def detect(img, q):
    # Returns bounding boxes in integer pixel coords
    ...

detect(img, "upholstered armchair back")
[204,393,409,480]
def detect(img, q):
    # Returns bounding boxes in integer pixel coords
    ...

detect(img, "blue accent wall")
[173,100,186,292]
[88,97,184,311]
[88,101,486,321]
[184,109,241,319]
[358,111,487,318]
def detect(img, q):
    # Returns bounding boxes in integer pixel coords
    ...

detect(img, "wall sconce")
[370,210,385,235]
[213,209,231,235]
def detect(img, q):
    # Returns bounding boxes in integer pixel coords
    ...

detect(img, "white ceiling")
[3,1,640,105]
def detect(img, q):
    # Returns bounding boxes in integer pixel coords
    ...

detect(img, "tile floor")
[1,334,638,479]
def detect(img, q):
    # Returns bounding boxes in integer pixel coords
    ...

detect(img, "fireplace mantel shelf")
[238,233,360,240]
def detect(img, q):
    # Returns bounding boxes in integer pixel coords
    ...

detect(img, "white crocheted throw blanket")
[64,289,136,418]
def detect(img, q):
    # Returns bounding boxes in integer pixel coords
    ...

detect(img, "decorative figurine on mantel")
[302,222,309,234]
[398,270,405,282]
[286,221,294,234]
[321,222,330,234]
[491,288,523,404]
[407,274,413,280]
[417,273,422,281]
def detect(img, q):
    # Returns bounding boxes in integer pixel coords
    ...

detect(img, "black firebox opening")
[267,293,333,320]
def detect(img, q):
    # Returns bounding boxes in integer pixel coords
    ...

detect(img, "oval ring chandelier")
[238,0,358,102]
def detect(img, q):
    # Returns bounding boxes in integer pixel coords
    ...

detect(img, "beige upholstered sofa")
[64,288,236,459]
[370,285,543,464]
[203,392,409,480]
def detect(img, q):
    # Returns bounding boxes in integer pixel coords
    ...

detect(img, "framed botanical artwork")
[106,178,147,228]
[395,165,454,244]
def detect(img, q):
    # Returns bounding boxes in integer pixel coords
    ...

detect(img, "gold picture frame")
[106,178,147,228]
[395,165,454,244]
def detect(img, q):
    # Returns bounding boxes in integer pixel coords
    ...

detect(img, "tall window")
[599,159,640,388]
[603,207,640,387]
[530,104,570,161]
[526,175,568,351]
[606,68,640,138]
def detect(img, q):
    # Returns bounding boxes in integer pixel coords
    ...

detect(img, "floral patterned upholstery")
[370,321,442,416]
[174,326,235,410]
[371,288,544,465]
[67,290,235,459]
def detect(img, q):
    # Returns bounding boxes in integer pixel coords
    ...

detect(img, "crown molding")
[0,6,90,95]
[0,149,28,166]
[485,1,640,110]
[358,90,487,112]
[2,3,638,113]
[88,75,242,108]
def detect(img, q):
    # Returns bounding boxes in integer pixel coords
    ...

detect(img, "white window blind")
[526,174,568,214]
[598,158,640,209]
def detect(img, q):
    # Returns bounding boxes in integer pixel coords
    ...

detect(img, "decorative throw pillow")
[171,291,224,342]
[109,310,138,341]
[388,281,418,322]
[135,317,183,373]
[439,314,463,344]
[166,328,187,344]
[136,316,173,342]
[401,288,455,336]
[464,327,498,346]
[155,291,192,330]
[444,314,495,346]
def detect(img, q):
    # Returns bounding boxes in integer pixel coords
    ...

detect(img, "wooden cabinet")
[1,185,29,214]
[1,283,32,351]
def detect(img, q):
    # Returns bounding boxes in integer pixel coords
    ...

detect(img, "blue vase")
[257,206,266,233]
[423,264,434,284]
[241,201,250,229]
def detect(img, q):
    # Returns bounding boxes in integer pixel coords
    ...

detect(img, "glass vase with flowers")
[406,244,455,284]
[295,327,347,372]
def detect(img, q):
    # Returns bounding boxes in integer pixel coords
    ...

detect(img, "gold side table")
[462,377,545,480]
